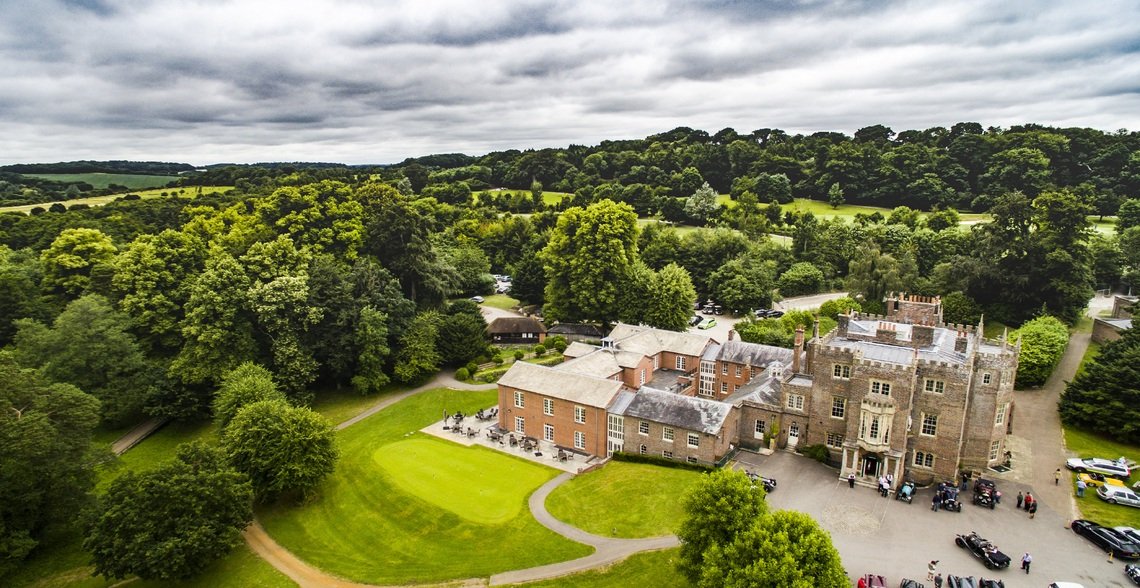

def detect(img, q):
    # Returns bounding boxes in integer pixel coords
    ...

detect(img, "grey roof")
[558,351,623,378]
[617,388,732,435]
[607,323,713,357]
[547,323,604,337]
[563,341,599,358]
[1099,317,1133,330]
[488,316,546,335]
[831,319,971,366]
[608,390,637,414]
[725,374,782,407]
[497,361,623,408]
[716,340,794,368]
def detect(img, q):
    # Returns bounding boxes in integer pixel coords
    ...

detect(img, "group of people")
[1015,490,1038,518]
[878,473,894,497]
[930,482,958,511]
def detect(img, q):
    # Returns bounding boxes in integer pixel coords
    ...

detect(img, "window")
[826,432,844,447]
[831,396,846,419]
[982,372,992,385]
[754,420,766,437]
[663,427,675,442]
[699,379,713,396]
[989,440,1000,461]
[870,380,891,396]
[914,451,935,468]
[687,433,699,448]
[639,369,645,386]
[687,456,698,464]
[513,391,525,408]
[924,379,945,394]
[786,394,804,410]
[833,364,851,379]
[720,382,728,393]
[574,406,586,424]
[868,416,880,440]
[574,431,585,450]
[514,416,525,434]
[543,423,554,442]
[663,450,673,458]
[639,444,647,455]
[543,398,553,416]
[675,356,686,370]
[639,421,649,435]
[735,365,742,378]
[921,414,938,437]
[721,363,728,375]
[654,355,659,369]
[995,403,1007,425]
[701,361,713,375]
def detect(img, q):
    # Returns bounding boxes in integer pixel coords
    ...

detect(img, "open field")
[545,461,702,538]
[23,173,177,190]
[258,387,592,584]
[1064,427,1140,528]
[483,293,520,309]
[510,547,686,587]
[0,185,232,214]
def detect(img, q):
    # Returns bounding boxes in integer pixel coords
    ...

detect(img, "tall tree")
[699,511,847,588]
[39,227,117,298]
[677,468,768,583]
[1061,325,1140,442]
[642,263,698,331]
[846,241,902,315]
[685,182,721,225]
[212,362,285,431]
[222,400,338,501]
[112,229,207,353]
[84,442,253,581]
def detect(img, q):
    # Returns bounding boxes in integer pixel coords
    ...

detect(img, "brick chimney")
[792,326,804,373]
[954,328,969,353]
[837,314,850,337]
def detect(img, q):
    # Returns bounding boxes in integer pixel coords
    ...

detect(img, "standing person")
[1077,478,1087,497]
[927,560,938,581]
[1055,468,1062,485]
[934,572,943,588]
[995,489,1002,504]
[1029,501,1038,519]
[848,472,856,488]
[1021,552,1032,573]
[1016,491,1024,508]
[1024,492,1033,511]
[932,493,940,512]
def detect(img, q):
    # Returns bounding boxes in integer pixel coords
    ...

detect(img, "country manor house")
[496,294,1019,484]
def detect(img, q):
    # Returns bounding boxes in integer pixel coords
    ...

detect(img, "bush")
[942,291,981,325]
[465,361,479,374]
[611,451,714,472]
[534,344,546,357]
[513,350,525,361]
[547,335,568,353]
[455,367,469,381]
[777,262,825,297]
[800,444,830,464]
[1013,315,1069,388]
[818,296,861,319]
[492,353,504,365]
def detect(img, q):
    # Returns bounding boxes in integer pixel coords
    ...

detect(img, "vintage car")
[1072,519,1140,559]
[1079,472,1125,488]
[955,531,1011,569]
[744,470,777,493]
[855,574,886,588]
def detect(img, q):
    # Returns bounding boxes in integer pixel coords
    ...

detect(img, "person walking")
[1021,552,1032,573]
[1055,468,1062,485]
[1029,501,1038,519]
[1016,491,1024,508]
[927,560,939,581]
[848,472,856,488]
[1077,478,1087,497]
[1024,492,1034,511]
[933,573,943,588]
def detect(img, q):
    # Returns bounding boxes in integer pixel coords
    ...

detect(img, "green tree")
[923,208,960,232]
[643,263,698,331]
[1012,315,1069,388]
[212,363,285,431]
[845,242,902,315]
[40,227,117,298]
[710,257,777,313]
[777,262,825,297]
[508,253,546,305]
[685,182,721,225]
[222,400,338,501]
[1118,199,1140,232]
[84,442,253,581]
[393,311,443,384]
[0,246,45,347]
[0,354,100,577]
[436,311,489,366]
[112,230,207,353]
[541,199,640,324]
[818,296,861,319]
[700,510,847,588]
[1060,325,1140,442]
[940,291,982,325]
[351,306,391,394]
[827,182,844,209]
[677,468,768,583]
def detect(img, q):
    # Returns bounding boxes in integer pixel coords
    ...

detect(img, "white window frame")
[786,394,804,411]
[721,363,728,375]
[639,421,649,435]
[514,416,525,434]
[982,372,992,385]
[543,423,554,442]
[870,380,891,396]
[663,450,673,458]
[720,382,728,393]
[924,378,945,394]
[639,444,647,454]
[686,456,698,464]
[831,396,846,419]
[914,451,934,468]
[995,403,1008,425]
[833,364,851,379]
[754,419,766,437]
[920,413,938,437]
[687,433,699,448]
[675,356,686,370]
[663,427,675,442]
[514,390,525,408]
[574,405,586,424]
[826,432,844,447]
[543,398,553,416]
[639,369,646,386]
[989,440,1000,461]
[735,365,742,378]
[574,430,585,450]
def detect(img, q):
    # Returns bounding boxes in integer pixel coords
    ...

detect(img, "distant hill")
[0,160,195,175]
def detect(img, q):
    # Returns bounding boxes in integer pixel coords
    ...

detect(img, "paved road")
[686,291,850,344]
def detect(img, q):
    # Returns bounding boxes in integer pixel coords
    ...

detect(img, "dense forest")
[2,122,1139,579]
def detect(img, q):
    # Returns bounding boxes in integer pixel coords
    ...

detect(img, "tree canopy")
[222,400,338,501]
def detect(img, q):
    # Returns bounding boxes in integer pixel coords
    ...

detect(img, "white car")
[1066,457,1131,479]
[1098,485,1140,508]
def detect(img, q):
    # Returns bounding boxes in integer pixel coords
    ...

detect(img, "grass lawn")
[308,386,402,427]
[258,387,592,584]
[545,461,703,538]
[0,185,232,214]
[1063,427,1140,528]
[542,191,570,206]
[483,294,520,310]
[509,548,688,587]
[24,173,177,190]
[982,320,1010,340]
[1075,341,1101,378]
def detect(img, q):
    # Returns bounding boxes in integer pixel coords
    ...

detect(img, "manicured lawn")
[24,173,177,190]
[542,191,570,206]
[545,461,703,538]
[258,388,592,584]
[982,320,1009,340]
[509,547,687,587]
[1064,428,1140,528]
[308,386,401,427]
[483,294,520,309]
[375,436,554,525]
[95,420,216,493]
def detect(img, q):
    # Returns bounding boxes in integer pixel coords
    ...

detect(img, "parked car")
[1079,472,1125,489]
[688,315,703,327]
[856,574,885,588]
[1047,584,1085,588]
[1098,485,1140,507]
[470,295,485,303]
[1117,527,1140,544]
[1066,457,1131,479]
[955,531,1011,569]
[713,304,724,315]
[1126,563,1140,586]
[744,470,777,493]
[698,318,717,330]
[1071,519,1140,559]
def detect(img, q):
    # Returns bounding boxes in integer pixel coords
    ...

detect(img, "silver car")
[1097,485,1140,508]
[1066,457,1131,479]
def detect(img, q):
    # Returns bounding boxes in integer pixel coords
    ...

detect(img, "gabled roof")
[716,340,794,368]
[562,341,599,358]
[488,316,547,335]
[497,361,623,408]
[607,323,712,358]
[559,351,623,379]
[617,387,732,435]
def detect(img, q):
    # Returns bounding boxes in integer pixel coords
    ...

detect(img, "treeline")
[0,160,195,175]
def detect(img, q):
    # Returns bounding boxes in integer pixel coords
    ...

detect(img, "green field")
[258,387,592,584]
[1064,428,1140,528]
[24,173,177,190]
[545,461,703,538]
[483,293,521,310]
[0,185,232,214]
[510,548,687,587]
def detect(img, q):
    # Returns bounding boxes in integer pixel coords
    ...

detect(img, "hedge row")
[1013,315,1070,388]
[611,451,715,472]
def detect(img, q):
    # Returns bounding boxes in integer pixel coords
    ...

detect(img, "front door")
[863,454,880,477]
[787,422,800,449]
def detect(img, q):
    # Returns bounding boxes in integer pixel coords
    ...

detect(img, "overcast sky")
[2,0,1138,166]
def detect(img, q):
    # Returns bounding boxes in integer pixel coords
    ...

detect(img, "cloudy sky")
[2,0,1139,165]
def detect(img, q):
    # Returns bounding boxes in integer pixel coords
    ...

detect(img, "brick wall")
[497,384,609,456]
[624,409,738,465]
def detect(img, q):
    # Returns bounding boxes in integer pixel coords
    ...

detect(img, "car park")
[1066,457,1131,479]
[698,318,717,330]
[1126,563,1140,586]
[1079,472,1125,489]
[1071,519,1140,559]
[1098,485,1140,507]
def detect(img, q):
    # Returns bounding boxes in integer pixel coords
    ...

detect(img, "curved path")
[243,370,674,587]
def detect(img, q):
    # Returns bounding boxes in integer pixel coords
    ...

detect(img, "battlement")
[885,292,943,325]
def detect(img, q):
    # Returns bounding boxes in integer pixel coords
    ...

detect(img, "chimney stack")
[728,329,735,341]
[954,328,968,353]
[792,326,804,373]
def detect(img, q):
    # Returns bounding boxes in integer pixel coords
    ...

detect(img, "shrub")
[800,444,830,464]
[777,262,825,297]
[534,344,546,357]
[547,335,568,352]
[1013,315,1069,388]
[465,361,479,374]
[455,367,469,381]
[611,451,714,472]
[818,296,861,319]
[941,291,981,325]
[513,350,525,361]
[492,353,504,365]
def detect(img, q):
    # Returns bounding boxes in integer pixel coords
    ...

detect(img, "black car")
[1072,519,1140,559]
[745,470,777,493]
[1127,563,1140,586]
[688,315,703,327]
[955,531,1011,569]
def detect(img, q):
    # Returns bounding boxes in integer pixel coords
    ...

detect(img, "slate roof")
[607,323,713,357]
[832,319,975,366]
[497,361,623,408]
[488,316,546,335]
[562,341,599,358]
[547,323,605,337]
[716,340,795,367]
[558,351,623,378]
[724,373,782,407]
[1099,317,1133,330]
[617,387,733,435]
